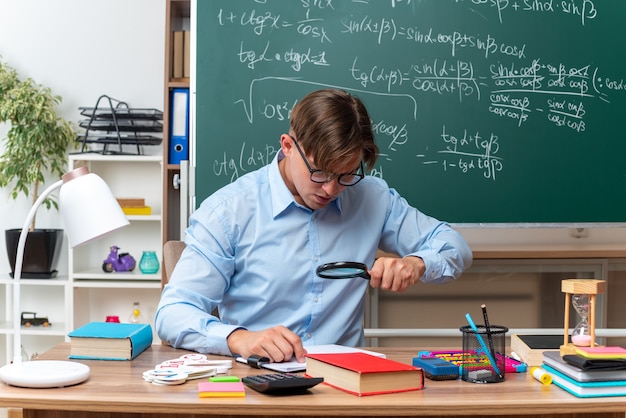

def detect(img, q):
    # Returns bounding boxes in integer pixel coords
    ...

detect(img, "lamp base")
[0,360,90,388]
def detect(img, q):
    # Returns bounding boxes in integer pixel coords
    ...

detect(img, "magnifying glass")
[316,261,371,280]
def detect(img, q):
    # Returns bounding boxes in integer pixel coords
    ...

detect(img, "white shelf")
[69,154,162,163]
[72,279,161,289]
[16,323,67,337]
[126,215,162,222]
[0,276,69,286]
[0,154,165,364]
[72,268,160,282]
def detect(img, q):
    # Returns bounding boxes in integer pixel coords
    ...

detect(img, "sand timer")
[571,293,591,346]
[561,279,606,356]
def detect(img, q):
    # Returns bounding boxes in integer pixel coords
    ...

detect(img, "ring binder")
[169,88,189,164]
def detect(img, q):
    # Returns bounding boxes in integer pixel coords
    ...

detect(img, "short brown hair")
[290,89,378,172]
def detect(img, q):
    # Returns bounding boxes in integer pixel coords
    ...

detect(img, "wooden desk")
[0,344,625,418]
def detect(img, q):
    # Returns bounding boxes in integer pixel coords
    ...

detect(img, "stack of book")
[542,348,626,398]
[117,197,152,216]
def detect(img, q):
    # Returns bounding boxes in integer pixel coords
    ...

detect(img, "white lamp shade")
[60,167,129,248]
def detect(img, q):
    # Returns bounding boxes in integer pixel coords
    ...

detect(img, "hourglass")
[561,279,606,356]
[571,294,591,346]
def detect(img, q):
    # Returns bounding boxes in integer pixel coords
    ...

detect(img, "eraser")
[413,357,459,380]
[467,369,493,380]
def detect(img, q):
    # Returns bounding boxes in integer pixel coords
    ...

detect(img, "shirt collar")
[268,150,342,217]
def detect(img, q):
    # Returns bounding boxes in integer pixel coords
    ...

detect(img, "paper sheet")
[236,344,386,373]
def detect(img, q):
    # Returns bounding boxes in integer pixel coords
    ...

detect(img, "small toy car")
[102,245,136,273]
[21,312,51,327]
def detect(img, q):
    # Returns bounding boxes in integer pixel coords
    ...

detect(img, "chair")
[161,240,219,321]
[162,240,186,287]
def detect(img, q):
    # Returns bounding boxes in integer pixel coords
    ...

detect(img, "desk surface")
[1,344,626,418]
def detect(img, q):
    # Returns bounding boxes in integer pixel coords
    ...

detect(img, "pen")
[481,304,498,365]
[465,313,502,378]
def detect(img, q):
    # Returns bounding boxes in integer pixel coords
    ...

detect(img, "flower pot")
[5,229,64,278]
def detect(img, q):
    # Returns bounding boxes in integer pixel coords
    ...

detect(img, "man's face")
[280,134,361,210]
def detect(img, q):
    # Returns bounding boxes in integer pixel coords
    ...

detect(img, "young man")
[156,89,472,363]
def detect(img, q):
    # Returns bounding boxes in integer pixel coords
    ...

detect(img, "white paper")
[236,344,386,373]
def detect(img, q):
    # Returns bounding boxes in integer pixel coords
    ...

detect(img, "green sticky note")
[209,376,240,382]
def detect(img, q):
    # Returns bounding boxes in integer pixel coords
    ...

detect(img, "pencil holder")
[460,324,508,383]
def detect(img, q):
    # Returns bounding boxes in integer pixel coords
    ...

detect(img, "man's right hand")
[227,326,307,363]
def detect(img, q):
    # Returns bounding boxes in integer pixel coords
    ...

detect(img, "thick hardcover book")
[510,334,563,367]
[305,352,424,396]
[543,351,626,382]
[68,322,153,361]
[543,364,626,398]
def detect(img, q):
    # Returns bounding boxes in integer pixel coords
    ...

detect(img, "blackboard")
[194,0,626,224]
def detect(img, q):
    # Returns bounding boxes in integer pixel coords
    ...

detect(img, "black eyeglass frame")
[289,135,365,187]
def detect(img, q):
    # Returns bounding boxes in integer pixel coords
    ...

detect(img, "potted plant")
[0,57,75,278]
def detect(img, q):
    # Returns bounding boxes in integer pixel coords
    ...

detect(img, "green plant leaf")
[0,56,76,229]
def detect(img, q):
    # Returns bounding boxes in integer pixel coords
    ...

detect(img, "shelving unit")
[0,154,164,364]
[0,276,68,363]
[162,0,191,246]
[67,154,163,335]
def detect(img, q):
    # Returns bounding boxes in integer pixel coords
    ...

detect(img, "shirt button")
[314,297,319,303]
[305,333,312,339]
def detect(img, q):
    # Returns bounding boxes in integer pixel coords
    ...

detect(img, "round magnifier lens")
[316,262,370,280]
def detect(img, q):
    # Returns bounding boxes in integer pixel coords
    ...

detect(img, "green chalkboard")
[194,0,626,224]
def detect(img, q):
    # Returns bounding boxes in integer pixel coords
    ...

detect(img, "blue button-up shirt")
[156,152,472,355]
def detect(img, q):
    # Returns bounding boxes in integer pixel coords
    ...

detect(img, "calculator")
[242,373,324,395]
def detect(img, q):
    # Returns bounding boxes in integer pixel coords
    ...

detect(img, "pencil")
[481,304,503,379]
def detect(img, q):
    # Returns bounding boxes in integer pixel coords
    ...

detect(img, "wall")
[0,0,166,277]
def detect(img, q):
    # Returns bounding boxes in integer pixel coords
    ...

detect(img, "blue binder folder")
[169,88,189,164]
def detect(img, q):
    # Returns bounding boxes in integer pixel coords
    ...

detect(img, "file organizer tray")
[76,95,163,155]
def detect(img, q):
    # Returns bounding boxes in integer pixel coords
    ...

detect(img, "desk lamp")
[0,166,129,388]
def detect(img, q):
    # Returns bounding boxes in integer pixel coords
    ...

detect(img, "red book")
[305,352,424,396]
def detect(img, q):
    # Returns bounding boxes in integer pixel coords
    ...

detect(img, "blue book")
[68,322,153,361]
[543,364,626,398]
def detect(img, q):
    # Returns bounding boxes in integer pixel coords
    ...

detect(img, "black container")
[459,324,508,383]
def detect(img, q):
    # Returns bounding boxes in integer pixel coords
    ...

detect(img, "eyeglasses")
[289,136,365,186]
